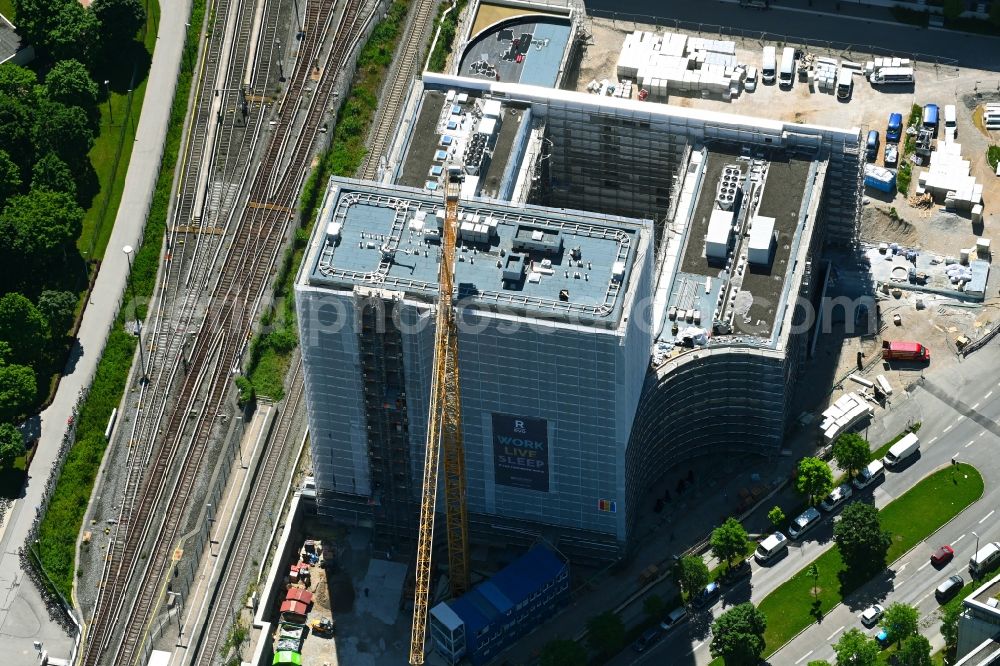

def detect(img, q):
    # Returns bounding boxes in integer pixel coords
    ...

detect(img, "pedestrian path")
[0,2,193,662]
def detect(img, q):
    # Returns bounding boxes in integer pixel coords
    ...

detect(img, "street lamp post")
[123,245,147,381]
[277,40,284,81]
[973,531,980,560]
[104,80,113,124]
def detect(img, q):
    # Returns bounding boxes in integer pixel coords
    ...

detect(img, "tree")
[898,634,933,666]
[0,63,38,98]
[45,59,98,111]
[833,628,879,666]
[711,517,751,569]
[796,457,834,506]
[768,505,786,530]
[643,594,666,622]
[941,602,962,654]
[32,152,76,197]
[0,364,37,421]
[674,555,710,602]
[33,101,94,167]
[808,563,820,603]
[0,293,50,366]
[807,662,831,666]
[539,639,586,666]
[833,502,892,575]
[585,611,624,656]
[942,0,963,21]
[833,433,870,478]
[92,0,146,48]
[881,602,919,646]
[709,602,767,665]
[0,423,25,468]
[0,189,84,266]
[0,95,36,175]
[0,149,21,203]
[42,3,100,64]
[37,290,77,335]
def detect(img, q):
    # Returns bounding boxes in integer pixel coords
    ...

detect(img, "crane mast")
[409,165,470,665]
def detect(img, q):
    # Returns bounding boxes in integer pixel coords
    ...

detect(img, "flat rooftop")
[669,148,811,340]
[306,179,650,326]
[458,16,571,89]
[396,89,527,201]
[972,576,1000,611]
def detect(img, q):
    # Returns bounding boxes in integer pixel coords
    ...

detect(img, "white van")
[853,459,885,490]
[762,46,776,84]
[970,542,1000,578]
[944,104,957,142]
[788,507,822,539]
[884,432,919,468]
[779,47,795,88]
[745,66,758,92]
[836,68,853,100]
[755,531,789,563]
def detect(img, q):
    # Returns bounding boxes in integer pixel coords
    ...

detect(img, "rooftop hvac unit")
[716,164,741,211]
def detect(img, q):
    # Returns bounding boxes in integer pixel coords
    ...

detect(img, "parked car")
[659,606,689,632]
[935,574,965,603]
[745,66,758,92]
[720,559,752,584]
[875,627,891,648]
[860,603,884,627]
[853,459,885,491]
[820,483,854,512]
[788,507,822,539]
[632,625,662,652]
[692,581,722,609]
[931,544,955,567]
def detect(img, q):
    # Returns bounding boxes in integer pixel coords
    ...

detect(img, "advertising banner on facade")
[492,413,549,492]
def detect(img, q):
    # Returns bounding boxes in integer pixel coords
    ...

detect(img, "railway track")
[358,0,438,180]
[192,354,304,665]
[81,0,368,661]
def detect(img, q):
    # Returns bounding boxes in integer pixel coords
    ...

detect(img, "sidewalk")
[0,1,193,662]
[502,388,923,664]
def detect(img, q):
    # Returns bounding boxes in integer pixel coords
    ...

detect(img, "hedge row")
[35,2,206,600]
[426,0,467,73]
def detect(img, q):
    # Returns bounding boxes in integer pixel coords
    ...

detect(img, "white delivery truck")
[883,432,919,468]
[755,531,789,563]
[836,68,853,100]
[944,104,957,142]
[779,47,795,88]
[970,542,1000,578]
[761,46,776,84]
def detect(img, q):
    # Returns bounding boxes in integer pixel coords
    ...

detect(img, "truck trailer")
[882,340,930,362]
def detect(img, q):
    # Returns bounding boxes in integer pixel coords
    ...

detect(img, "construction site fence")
[584,10,961,70]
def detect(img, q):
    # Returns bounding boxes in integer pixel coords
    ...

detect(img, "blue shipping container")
[430,544,570,665]
[864,165,896,193]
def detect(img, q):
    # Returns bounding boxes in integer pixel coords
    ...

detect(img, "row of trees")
[0,0,146,483]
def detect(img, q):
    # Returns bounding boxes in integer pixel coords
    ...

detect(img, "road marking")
[795,650,815,664]
[688,641,704,655]
[981,510,996,524]
[827,626,845,641]
[918,560,932,571]
[918,591,932,605]
[944,424,954,433]
[980,431,987,438]
[966,440,975,448]
[929,436,938,444]
[897,563,908,573]
[954,451,961,459]
[973,402,981,410]
[953,534,967,546]
[987,391,994,400]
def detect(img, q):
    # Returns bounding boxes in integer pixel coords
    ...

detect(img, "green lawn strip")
[33,3,205,601]
[759,463,982,658]
[77,2,162,261]
[426,0,468,72]
[988,145,1000,171]
[870,423,921,467]
[243,0,411,398]
[0,0,13,20]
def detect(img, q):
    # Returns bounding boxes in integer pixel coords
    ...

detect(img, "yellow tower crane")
[409,165,470,665]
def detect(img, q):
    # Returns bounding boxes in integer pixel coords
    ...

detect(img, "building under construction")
[295,8,863,563]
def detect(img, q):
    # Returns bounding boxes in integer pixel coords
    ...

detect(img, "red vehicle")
[931,544,955,566]
[882,340,930,362]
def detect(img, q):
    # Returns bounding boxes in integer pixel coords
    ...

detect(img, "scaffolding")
[356,288,416,552]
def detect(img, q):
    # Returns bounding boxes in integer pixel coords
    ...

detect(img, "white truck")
[970,542,1000,578]
[883,432,919,468]
[779,47,795,88]
[762,46,776,84]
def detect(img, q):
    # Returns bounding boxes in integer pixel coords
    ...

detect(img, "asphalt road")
[582,0,1000,71]
[0,3,192,664]
[626,342,1000,665]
